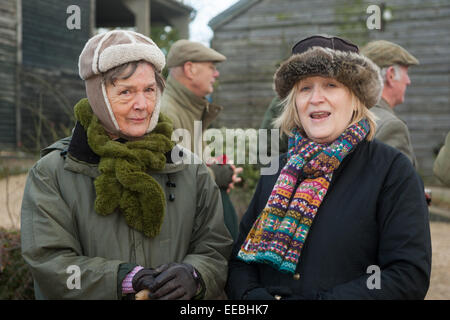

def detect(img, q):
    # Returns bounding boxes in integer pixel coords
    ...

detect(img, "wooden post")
[123,0,151,36]
[15,0,22,149]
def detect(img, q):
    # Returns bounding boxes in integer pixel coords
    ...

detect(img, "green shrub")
[0,228,35,299]
[204,127,265,219]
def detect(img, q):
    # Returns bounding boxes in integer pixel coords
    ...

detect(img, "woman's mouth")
[129,117,146,123]
[310,111,331,120]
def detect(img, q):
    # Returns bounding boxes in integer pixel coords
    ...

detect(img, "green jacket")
[161,75,222,155]
[21,127,233,299]
[372,98,418,168]
[433,131,450,186]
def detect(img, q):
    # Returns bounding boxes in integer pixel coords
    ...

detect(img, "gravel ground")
[426,221,450,300]
[0,173,26,230]
[1,173,449,299]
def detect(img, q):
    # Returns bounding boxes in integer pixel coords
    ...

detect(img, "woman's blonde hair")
[273,80,377,141]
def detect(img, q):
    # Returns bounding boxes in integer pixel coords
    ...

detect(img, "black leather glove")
[132,267,166,293]
[147,263,203,300]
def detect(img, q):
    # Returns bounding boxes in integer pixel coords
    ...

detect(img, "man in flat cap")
[361,40,419,167]
[161,39,242,241]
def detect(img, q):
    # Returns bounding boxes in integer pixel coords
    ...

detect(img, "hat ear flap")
[147,89,161,134]
[85,76,121,135]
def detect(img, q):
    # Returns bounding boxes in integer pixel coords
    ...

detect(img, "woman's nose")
[310,86,325,104]
[133,92,146,109]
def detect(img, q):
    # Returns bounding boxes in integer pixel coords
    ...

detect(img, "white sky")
[182,0,240,46]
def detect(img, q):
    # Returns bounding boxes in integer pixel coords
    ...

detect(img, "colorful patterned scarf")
[237,119,370,274]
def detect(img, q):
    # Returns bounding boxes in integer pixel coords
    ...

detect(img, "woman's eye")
[327,82,337,87]
[145,87,155,93]
[120,90,130,95]
[300,86,310,91]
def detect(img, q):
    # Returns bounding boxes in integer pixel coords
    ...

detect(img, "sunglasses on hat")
[292,35,359,55]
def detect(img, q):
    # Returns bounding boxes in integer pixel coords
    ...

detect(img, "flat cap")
[361,40,419,68]
[166,39,226,68]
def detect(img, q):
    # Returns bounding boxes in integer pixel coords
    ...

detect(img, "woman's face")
[295,76,354,144]
[105,62,157,138]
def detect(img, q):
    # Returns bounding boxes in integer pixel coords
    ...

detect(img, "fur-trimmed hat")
[274,36,383,108]
[78,30,166,138]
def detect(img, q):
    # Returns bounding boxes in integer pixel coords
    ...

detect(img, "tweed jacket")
[371,98,418,168]
[433,131,450,186]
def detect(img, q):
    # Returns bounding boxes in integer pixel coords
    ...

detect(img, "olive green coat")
[372,98,418,168]
[21,134,233,299]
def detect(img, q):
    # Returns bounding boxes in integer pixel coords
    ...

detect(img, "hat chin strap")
[146,89,161,134]
[101,80,121,132]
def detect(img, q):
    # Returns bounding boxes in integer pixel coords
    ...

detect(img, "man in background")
[361,40,419,168]
[161,39,242,240]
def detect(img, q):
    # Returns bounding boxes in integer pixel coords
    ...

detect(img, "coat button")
[293,273,300,280]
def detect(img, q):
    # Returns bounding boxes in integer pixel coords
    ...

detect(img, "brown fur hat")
[274,46,383,108]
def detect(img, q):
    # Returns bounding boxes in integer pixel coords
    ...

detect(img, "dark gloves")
[209,164,234,189]
[146,263,205,300]
[132,267,161,293]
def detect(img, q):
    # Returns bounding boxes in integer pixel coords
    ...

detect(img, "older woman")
[226,35,431,300]
[21,30,232,300]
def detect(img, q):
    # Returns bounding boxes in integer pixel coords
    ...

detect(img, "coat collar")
[376,98,395,115]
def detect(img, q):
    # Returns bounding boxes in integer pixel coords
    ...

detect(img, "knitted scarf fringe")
[74,98,175,238]
[237,119,370,274]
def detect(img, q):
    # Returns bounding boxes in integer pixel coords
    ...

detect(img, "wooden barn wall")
[0,0,18,149]
[211,0,450,177]
[20,0,91,151]
[22,0,91,72]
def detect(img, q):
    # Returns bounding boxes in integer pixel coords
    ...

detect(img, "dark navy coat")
[226,139,431,300]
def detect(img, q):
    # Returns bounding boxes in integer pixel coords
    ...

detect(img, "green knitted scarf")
[74,98,175,238]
